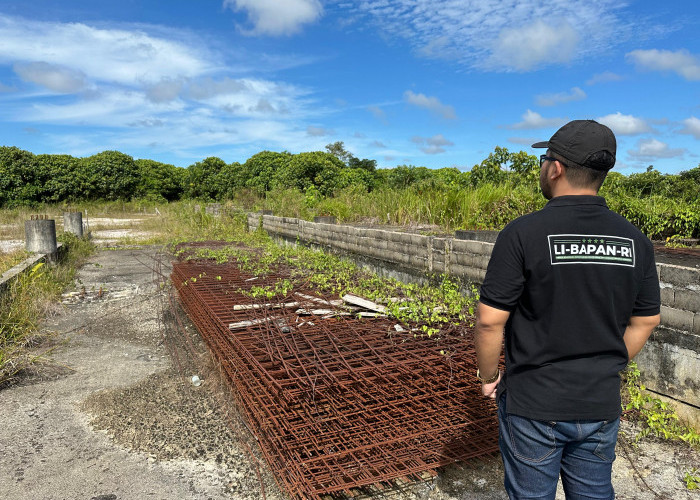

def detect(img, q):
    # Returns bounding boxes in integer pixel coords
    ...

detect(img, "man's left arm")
[475,302,510,398]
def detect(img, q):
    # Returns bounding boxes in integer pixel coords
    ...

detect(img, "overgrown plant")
[623,361,700,447]
[181,225,479,337]
[0,234,94,385]
[684,468,699,490]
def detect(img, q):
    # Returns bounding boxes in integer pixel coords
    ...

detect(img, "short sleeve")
[479,223,526,311]
[632,242,661,316]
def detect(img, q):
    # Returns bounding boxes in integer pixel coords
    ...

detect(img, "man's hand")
[481,370,502,399]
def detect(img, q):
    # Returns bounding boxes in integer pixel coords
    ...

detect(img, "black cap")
[532,120,616,171]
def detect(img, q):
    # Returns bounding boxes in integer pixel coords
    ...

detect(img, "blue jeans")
[498,393,620,500]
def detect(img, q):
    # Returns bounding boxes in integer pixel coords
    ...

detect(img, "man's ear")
[550,160,564,180]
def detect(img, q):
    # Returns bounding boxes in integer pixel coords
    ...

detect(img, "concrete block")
[398,233,413,245]
[660,287,675,307]
[658,264,700,288]
[673,288,700,312]
[431,237,447,252]
[386,231,402,243]
[367,238,388,251]
[660,305,695,332]
[313,215,336,224]
[409,234,427,247]
[409,254,427,269]
[464,267,486,283]
[695,314,700,335]
[451,252,473,267]
[455,229,500,243]
[465,240,495,256]
[387,250,410,265]
[636,330,700,411]
[450,263,471,277]
[386,240,411,255]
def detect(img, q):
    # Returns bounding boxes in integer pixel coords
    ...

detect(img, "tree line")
[1,141,698,238]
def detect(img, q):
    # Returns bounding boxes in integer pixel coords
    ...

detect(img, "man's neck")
[551,186,598,198]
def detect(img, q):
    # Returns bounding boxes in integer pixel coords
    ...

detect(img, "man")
[474,120,661,499]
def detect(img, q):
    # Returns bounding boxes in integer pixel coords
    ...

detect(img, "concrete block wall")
[636,263,700,426]
[249,213,700,424]
[247,213,494,282]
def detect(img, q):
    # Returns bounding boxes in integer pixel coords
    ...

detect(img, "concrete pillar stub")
[25,219,57,254]
[63,212,84,237]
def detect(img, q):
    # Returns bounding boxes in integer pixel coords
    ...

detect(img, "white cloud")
[13,62,86,93]
[224,0,323,36]
[307,125,332,136]
[626,49,700,81]
[367,105,387,122]
[628,138,685,161]
[586,71,624,85]
[535,87,586,107]
[597,112,651,136]
[411,134,454,154]
[350,0,629,71]
[404,90,456,120]
[508,110,566,130]
[0,14,330,159]
[493,20,579,71]
[680,117,700,140]
[370,140,386,148]
[508,137,537,146]
[146,78,185,103]
[0,15,212,86]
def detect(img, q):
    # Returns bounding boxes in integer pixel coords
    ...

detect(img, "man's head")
[533,120,616,198]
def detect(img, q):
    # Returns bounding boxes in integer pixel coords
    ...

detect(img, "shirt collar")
[545,195,608,208]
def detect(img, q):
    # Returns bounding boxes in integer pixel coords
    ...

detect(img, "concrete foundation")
[63,212,84,237]
[25,219,57,254]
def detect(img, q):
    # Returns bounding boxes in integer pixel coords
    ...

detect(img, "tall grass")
[257,183,545,232]
[0,234,94,385]
[0,249,29,275]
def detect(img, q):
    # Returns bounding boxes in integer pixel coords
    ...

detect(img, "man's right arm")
[623,314,660,359]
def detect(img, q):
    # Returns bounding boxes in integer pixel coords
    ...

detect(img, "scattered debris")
[341,293,387,313]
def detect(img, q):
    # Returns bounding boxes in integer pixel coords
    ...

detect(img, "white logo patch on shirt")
[548,234,635,267]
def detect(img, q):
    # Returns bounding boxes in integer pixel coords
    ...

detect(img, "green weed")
[0,235,95,385]
[684,468,699,490]
[623,361,700,447]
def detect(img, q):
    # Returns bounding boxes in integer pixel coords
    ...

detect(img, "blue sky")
[0,1,699,174]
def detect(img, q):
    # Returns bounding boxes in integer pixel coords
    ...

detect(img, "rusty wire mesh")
[171,254,499,499]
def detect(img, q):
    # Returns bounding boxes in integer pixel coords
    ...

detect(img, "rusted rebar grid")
[171,255,499,499]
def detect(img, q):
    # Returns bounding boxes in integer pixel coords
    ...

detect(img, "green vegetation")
[2,142,698,239]
[0,234,94,385]
[623,361,700,447]
[685,468,699,490]
[172,215,477,340]
[0,249,29,275]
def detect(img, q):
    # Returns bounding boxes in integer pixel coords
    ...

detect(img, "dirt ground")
[0,245,698,500]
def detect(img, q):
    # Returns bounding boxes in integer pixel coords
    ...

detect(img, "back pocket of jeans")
[593,418,620,462]
[506,414,557,462]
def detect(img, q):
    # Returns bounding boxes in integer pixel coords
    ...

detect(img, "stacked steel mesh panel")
[172,257,499,499]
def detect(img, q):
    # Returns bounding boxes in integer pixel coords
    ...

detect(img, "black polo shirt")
[479,195,660,421]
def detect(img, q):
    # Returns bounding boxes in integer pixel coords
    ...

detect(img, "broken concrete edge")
[247,212,700,425]
[0,243,64,294]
